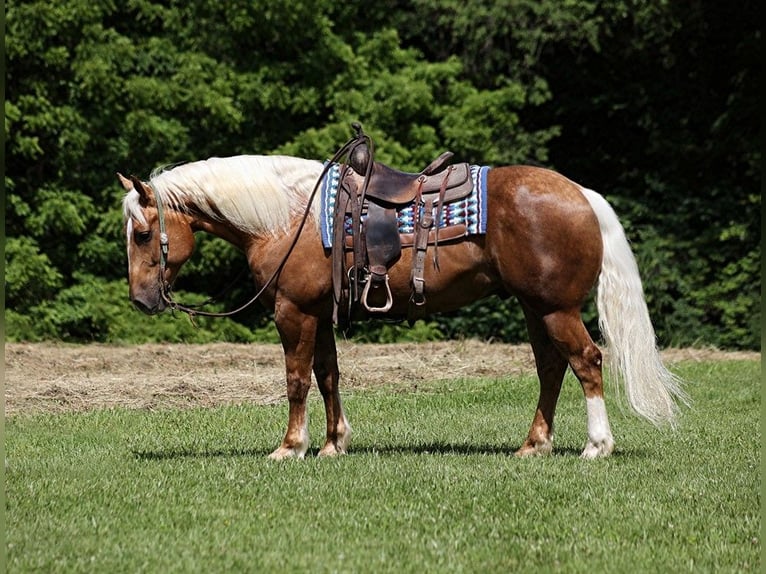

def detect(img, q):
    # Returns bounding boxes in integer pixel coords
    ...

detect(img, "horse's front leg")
[313,320,351,457]
[269,301,318,460]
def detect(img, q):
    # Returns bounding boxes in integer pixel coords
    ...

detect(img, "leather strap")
[410,196,434,315]
[432,165,454,271]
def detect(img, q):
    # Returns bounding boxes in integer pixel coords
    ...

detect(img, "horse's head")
[118,173,195,315]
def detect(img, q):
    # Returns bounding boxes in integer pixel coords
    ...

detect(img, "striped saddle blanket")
[319,163,490,249]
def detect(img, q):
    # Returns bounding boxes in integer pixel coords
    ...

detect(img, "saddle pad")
[320,163,489,249]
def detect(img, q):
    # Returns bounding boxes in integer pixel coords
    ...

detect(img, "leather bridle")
[152,175,294,319]
[149,124,371,319]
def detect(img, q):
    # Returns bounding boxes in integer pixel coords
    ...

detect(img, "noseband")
[154,187,172,302]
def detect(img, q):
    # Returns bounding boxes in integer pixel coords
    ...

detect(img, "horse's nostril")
[131,298,156,315]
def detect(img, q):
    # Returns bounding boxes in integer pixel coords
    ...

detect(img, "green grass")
[6,359,760,573]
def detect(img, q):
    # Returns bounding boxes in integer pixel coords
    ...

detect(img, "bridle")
[153,184,292,318]
[149,124,373,319]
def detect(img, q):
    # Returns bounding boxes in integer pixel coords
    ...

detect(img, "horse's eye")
[134,230,152,245]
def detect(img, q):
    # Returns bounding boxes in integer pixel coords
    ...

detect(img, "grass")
[6,359,760,573]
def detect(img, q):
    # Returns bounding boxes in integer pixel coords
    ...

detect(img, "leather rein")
[153,125,373,319]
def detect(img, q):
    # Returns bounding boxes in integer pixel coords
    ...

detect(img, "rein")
[155,124,373,319]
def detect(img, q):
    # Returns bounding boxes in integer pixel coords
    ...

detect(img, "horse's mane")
[123,155,324,235]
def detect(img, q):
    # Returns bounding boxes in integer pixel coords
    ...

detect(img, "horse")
[119,151,687,460]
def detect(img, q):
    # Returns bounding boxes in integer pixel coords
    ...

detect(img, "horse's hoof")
[515,438,553,457]
[580,437,615,459]
[318,443,347,457]
[268,446,307,460]
[319,422,352,458]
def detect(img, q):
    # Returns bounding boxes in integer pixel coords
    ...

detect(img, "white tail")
[581,188,689,425]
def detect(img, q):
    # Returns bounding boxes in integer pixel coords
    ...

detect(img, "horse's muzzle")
[131,295,166,315]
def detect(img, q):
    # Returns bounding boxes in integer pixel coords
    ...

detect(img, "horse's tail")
[580,188,689,426]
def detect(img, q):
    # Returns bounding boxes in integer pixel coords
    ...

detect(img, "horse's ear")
[116,172,134,192]
[128,175,154,208]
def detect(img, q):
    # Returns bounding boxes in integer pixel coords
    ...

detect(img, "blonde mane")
[123,155,324,234]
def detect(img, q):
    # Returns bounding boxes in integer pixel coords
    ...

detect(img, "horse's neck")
[187,209,253,250]
[166,154,322,250]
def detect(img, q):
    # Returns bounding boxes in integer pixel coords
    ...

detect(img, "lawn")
[5,358,760,572]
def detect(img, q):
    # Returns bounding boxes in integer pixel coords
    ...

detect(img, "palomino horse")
[119,152,686,459]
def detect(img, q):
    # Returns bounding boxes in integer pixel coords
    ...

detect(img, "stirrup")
[361,274,393,313]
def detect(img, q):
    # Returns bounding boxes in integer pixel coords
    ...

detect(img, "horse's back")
[484,165,603,310]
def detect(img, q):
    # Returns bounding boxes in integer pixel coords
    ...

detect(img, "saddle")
[331,130,473,329]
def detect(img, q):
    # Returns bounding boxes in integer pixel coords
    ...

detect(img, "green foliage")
[533,1,760,349]
[693,247,761,349]
[4,274,258,344]
[434,296,529,343]
[5,237,63,309]
[4,0,759,348]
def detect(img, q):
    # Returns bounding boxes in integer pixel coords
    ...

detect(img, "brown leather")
[343,160,471,205]
[364,204,401,280]
[331,148,474,324]
[345,223,467,250]
[422,151,454,175]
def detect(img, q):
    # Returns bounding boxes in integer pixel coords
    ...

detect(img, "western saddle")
[331,124,473,330]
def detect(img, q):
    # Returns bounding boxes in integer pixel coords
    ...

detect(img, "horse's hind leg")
[313,321,351,456]
[543,309,615,459]
[516,304,569,456]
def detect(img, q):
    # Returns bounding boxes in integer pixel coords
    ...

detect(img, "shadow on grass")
[132,442,646,460]
[132,447,274,460]
[352,443,647,458]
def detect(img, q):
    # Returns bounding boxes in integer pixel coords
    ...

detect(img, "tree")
[532,1,761,348]
[4,0,759,348]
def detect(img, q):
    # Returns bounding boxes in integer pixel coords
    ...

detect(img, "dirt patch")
[4,341,759,416]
